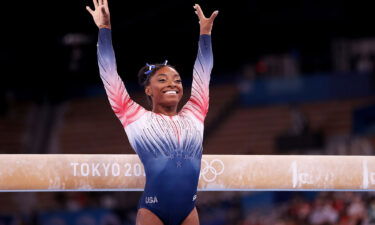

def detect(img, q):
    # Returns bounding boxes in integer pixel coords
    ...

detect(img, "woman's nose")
[167,80,176,87]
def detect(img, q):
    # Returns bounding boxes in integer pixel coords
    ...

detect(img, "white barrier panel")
[0,155,374,191]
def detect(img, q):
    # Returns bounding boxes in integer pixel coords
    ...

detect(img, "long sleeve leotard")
[97,28,213,225]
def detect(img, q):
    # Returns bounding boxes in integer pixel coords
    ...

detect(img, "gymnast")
[86,0,218,224]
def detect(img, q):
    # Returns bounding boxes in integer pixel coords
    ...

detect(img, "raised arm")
[182,4,218,123]
[87,0,145,127]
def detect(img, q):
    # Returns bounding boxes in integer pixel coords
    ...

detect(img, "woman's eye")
[175,80,182,83]
[158,79,166,82]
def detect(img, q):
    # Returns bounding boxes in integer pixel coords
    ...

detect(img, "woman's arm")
[181,4,218,123]
[87,0,145,127]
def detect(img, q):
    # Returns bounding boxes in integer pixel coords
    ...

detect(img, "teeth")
[165,91,177,95]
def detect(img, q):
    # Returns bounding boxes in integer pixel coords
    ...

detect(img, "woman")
[86,1,218,224]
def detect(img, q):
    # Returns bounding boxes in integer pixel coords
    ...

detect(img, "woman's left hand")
[193,4,219,35]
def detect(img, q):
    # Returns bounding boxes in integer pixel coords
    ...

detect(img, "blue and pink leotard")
[97,28,213,225]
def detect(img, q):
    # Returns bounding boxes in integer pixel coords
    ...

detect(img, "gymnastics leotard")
[97,28,213,225]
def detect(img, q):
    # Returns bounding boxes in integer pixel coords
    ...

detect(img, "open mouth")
[163,90,179,95]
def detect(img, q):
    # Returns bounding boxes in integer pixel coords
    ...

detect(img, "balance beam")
[0,155,374,192]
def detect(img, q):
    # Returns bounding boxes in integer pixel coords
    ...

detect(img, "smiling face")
[145,66,183,108]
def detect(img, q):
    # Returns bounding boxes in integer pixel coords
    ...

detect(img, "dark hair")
[137,62,176,107]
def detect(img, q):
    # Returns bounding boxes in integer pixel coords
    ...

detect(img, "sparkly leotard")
[97,28,213,225]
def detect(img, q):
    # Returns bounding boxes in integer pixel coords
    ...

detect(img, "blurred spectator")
[66,193,89,212]
[326,135,373,155]
[288,104,310,136]
[276,104,324,153]
[100,194,118,209]
[349,137,373,155]
[238,64,257,94]
[309,196,338,225]
[332,38,375,73]
[347,195,366,224]
[254,52,300,78]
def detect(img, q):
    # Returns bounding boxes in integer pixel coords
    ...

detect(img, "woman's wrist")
[200,31,211,35]
[99,24,111,29]
[200,27,212,35]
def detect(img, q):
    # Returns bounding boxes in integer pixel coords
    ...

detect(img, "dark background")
[1,0,374,99]
[0,1,375,225]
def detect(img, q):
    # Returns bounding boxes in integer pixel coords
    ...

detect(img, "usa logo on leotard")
[200,159,224,182]
[145,196,158,204]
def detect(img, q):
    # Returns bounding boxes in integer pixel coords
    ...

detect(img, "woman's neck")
[152,104,178,116]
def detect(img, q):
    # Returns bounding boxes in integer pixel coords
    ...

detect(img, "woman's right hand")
[86,0,111,29]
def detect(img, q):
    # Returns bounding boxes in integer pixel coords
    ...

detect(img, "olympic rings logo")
[200,159,225,182]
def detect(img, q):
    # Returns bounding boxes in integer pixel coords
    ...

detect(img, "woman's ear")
[145,86,152,97]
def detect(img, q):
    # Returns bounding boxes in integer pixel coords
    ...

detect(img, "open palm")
[193,4,219,35]
[86,0,111,29]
